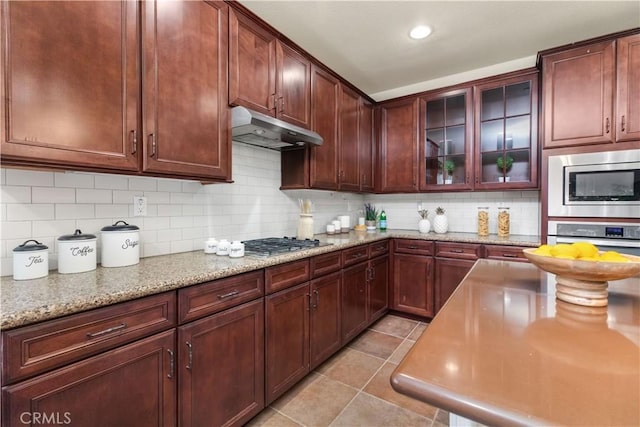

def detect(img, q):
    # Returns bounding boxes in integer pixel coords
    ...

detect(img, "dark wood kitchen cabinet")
[309,65,340,190]
[541,31,640,149]
[433,242,481,313]
[359,98,376,192]
[378,98,420,192]
[341,261,369,342]
[1,0,231,181]
[229,7,311,129]
[392,239,435,317]
[178,299,264,427]
[419,88,473,191]
[368,253,389,323]
[338,84,362,191]
[309,272,342,369]
[3,330,177,427]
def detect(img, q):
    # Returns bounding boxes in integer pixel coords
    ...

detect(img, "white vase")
[418,219,430,233]
[433,214,448,234]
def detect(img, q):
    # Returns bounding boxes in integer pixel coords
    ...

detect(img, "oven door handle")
[552,236,640,249]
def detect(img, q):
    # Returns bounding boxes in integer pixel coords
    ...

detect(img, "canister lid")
[13,240,48,252]
[101,220,139,232]
[58,229,97,241]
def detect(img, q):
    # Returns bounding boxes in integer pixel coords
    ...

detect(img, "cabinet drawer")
[342,245,369,266]
[369,240,389,258]
[2,291,176,385]
[484,245,530,263]
[435,242,481,260]
[265,259,310,293]
[393,239,434,256]
[311,251,342,278]
[178,270,264,323]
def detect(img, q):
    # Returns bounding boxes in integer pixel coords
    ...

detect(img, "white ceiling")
[239,1,640,101]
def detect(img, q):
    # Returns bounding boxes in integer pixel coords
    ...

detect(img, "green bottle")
[379,210,387,231]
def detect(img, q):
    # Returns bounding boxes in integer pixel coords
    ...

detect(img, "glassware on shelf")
[477,207,489,237]
[497,206,510,237]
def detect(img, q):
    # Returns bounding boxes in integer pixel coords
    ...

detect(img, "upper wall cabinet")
[474,71,539,189]
[541,32,640,149]
[359,98,375,192]
[1,1,231,181]
[229,8,311,129]
[0,1,139,172]
[377,98,419,193]
[419,88,473,191]
[310,65,340,190]
[338,85,361,192]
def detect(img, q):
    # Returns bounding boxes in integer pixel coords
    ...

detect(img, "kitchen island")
[391,259,640,426]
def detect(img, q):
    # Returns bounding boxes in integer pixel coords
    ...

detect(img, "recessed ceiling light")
[409,25,432,40]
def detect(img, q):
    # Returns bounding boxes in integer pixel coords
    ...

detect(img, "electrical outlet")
[133,196,147,216]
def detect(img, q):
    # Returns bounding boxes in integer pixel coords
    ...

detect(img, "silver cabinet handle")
[606,117,610,134]
[86,323,126,339]
[167,349,175,378]
[450,249,464,253]
[186,342,193,370]
[502,253,518,258]
[130,130,137,154]
[149,133,156,157]
[217,290,239,300]
[621,115,626,132]
[314,289,319,308]
[307,293,312,311]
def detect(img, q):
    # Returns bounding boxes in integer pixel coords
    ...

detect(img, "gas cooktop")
[242,237,328,257]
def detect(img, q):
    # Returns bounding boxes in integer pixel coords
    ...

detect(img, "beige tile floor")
[247,314,450,427]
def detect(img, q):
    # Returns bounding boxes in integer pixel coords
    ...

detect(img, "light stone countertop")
[1,230,540,330]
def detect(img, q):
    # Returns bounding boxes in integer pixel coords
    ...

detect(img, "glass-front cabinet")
[419,88,473,190]
[474,71,539,189]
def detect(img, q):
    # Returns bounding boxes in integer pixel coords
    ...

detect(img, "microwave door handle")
[554,237,640,249]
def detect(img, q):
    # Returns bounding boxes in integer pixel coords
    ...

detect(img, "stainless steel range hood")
[231,106,323,150]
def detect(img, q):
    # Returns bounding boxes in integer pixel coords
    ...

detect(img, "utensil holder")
[297,214,314,240]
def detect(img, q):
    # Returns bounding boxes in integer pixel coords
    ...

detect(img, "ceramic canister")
[57,229,97,274]
[13,240,49,280]
[100,221,140,267]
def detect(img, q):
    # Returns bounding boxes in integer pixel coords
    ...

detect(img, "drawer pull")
[167,349,175,378]
[450,249,464,253]
[86,323,127,339]
[352,252,364,258]
[217,290,240,300]
[502,253,518,258]
[407,245,418,249]
[314,289,320,308]
[186,342,193,370]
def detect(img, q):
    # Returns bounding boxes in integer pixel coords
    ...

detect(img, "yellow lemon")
[599,251,630,263]
[550,244,579,259]
[579,256,600,262]
[533,244,553,256]
[571,241,599,259]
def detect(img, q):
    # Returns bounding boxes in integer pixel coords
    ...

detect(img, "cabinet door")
[179,300,264,427]
[368,255,389,323]
[616,34,640,142]
[392,253,434,317]
[434,258,475,314]
[310,66,340,189]
[542,40,615,148]
[359,99,376,192]
[474,71,538,189]
[229,8,277,115]
[0,1,139,172]
[310,272,342,370]
[2,331,176,427]
[339,84,361,191]
[265,283,310,404]
[420,88,473,190]
[341,262,368,343]
[142,0,230,180]
[378,98,419,192]
[276,42,311,129]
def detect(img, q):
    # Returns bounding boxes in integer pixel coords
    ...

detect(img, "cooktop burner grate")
[242,237,326,257]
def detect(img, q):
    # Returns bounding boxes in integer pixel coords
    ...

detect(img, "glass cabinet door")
[475,72,539,189]
[420,88,473,190]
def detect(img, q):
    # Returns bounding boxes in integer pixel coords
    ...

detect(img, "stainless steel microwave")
[547,149,640,218]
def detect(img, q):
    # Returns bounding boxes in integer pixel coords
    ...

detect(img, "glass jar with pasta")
[477,207,489,237]
[497,206,510,237]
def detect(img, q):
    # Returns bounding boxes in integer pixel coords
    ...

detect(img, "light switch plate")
[133,196,147,216]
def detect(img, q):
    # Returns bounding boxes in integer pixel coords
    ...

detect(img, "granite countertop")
[0,230,539,330]
[391,259,640,426]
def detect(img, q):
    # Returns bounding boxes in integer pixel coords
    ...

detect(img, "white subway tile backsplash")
[1,221,32,239]
[6,169,54,187]
[129,177,157,192]
[157,204,183,217]
[76,188,112,204]
[171,240,193,253]
[32,219,76,237]
[54,172,95,188]
[113,190,140,204]
[55,204,94,220]
[94,173,129,190]
[95,204,129,219]
[157,179,183,193]
[1,186,31,203]
[144,192,171,204]
[32,187,75,203]
[7,204,55,221]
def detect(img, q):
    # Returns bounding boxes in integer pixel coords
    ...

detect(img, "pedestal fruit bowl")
[523,246,640,307]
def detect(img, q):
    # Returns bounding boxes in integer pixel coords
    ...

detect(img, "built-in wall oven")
[547,221,640,256]
[547,149,640,218]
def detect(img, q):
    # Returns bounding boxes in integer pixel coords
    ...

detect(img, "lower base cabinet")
[341,262,369,342]
[2,330,176,427]
[392,253,435,318]
[178,299,264,427]
[434,258,476,313]
[310,272,342,370]
[368,255,389,323]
